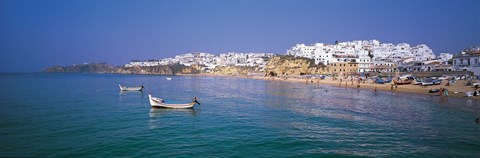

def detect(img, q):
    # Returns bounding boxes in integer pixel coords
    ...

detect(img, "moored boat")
[166,77,173,80]
[466,91,473,97]
[119,84,144,91]
[374,78,385,84]
[413,78,423,85]
[421,78,434,86]
[148,94,200,109]
[393,79,412,85]
[384,78,392,83]
[429,89,439,93]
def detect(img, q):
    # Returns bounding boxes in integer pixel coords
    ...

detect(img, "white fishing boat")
[437,76,450,80]
[465,91,473,97]
[148,94,200,109]
[413,79,423,85]
[119,84,144,91]
[421,78,434,86]
[166,77,173,80]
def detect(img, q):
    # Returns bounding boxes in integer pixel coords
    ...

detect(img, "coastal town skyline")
[1,0,479,72]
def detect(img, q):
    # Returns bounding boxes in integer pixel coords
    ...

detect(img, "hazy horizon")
[1,0,479,72]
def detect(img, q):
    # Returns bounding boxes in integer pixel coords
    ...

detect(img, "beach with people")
[246,75,479,100]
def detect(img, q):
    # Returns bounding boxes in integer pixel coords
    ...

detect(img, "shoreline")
[244,75,480,100]
[44,72,480,100]
[128,73,480,100]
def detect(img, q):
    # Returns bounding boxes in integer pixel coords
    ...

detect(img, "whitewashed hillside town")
[125,52,275,72]
[123,39,479,75]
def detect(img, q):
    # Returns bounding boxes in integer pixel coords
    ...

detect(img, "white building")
[124,59,160,67]
[125,52,274,71]
[286,39,436,73]
[452,51,480,72]
[437,53,453,64]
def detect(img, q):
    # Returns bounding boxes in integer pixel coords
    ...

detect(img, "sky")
[0,0,479,72]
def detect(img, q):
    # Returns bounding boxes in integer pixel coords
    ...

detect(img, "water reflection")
[119,90,144,95]
[148,108,197,129]
[149,108,197,118]
[118,90,145,103]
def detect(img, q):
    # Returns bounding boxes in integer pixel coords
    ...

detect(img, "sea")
[1,73,480,157]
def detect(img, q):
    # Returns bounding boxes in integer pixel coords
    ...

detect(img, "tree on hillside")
[368,50,374,59]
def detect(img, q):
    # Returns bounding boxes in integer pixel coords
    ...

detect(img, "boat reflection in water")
[149,108,197,117]
[148,108,197,129]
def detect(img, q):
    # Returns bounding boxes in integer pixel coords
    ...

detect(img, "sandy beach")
[245,76,480,100]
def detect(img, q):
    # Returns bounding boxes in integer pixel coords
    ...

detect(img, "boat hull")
[119,84,143,91]
[393,80,412,85]
[148,95,195,109]
[422,82,434,86]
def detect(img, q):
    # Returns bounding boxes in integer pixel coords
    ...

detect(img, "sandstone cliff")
[44,56,327,77]
[264,55,327,76]
[212,66,259,76]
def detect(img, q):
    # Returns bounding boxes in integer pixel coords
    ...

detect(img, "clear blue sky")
[1,0,479,72]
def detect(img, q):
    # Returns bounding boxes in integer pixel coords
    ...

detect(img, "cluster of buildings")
[123,39,479,76]
[286,39,459,75]
[124,52,274,71]
[452,46,480,75]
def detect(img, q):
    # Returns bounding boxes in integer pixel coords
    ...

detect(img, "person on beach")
[374,87,377,92]
[445,88,449,100]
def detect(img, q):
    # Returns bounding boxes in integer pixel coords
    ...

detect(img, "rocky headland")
[44,63,201,75]
[44,55,328,76]
[264,55,327,76]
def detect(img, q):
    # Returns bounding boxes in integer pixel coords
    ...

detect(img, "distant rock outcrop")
[264,55,327,76]
[44,57,328,76]
[44,63,202,75]
[44,63,118,73]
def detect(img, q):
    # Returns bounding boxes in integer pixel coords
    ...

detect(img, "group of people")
[438,87,449,98]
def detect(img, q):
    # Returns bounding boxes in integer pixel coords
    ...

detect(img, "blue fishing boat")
[375,78,385,84]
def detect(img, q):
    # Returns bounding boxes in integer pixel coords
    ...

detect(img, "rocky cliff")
[44,63,202,75]
[212,66,259,76]
[44,56,327,76]
[264,55,327,76]
[44,63,118,73]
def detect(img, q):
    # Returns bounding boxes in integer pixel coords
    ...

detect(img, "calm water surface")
[1,73,480,157]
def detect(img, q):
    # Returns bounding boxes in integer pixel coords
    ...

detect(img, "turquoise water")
[1,73,480,157]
